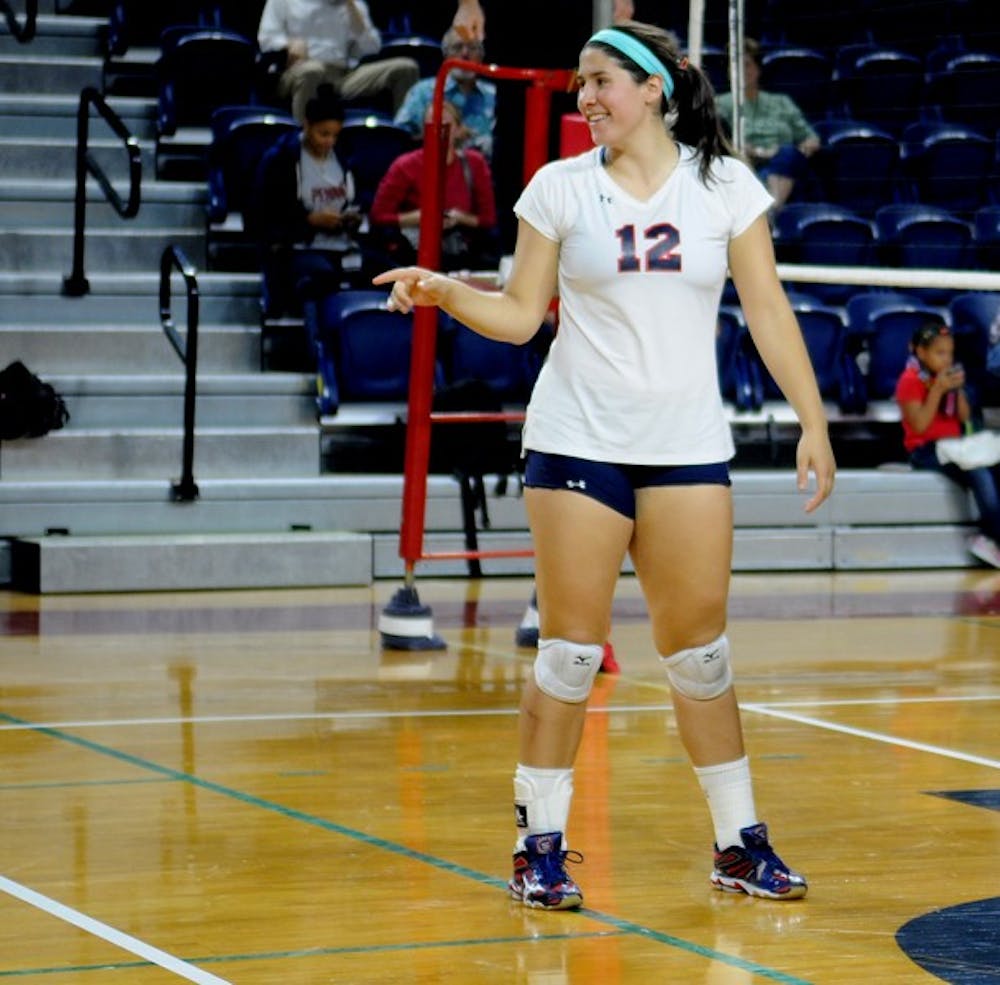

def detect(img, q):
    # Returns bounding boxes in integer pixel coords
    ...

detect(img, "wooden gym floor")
[1,570,998,983]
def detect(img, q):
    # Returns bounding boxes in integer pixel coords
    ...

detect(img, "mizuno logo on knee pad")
[661,634,732,700]
[534,638,604,703]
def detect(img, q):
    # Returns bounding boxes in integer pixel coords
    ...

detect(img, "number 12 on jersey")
[615,223,682,273]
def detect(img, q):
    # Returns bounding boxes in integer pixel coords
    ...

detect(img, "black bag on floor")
[0,361,70,440]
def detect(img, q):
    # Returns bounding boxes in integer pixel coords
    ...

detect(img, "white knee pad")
[533,638,604,703]
[661,633,733,700]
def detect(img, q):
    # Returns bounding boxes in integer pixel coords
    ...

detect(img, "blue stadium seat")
[336,119,414,213]
[303,289,444,414]
[928,52,1000,135]
[900,122,994,213]
[207,105,297,223]
[773,203,878,303]
[973,205,1000,270]
[863,0,952,58]
[206,105,298,269]
[750,301,866,413]
[795,302,867,413]
[839,47,924,135]
[813,119,900,214]
[874,204,975,274]
[761,0,866,50]
[950,291,1000,405]
[106,1,222,55]
[439,314,545,404]
[761,47,832,119]
[716,307,763,412]
[157,27,258,135]
[845,291,948,399]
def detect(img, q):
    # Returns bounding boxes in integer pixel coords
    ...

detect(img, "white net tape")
[778,264,1000,293]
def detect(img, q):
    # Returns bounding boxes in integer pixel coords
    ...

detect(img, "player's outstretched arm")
[373,218,558,346]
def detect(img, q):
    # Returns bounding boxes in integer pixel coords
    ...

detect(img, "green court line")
[0,711,813,985]
[0,777,176,791]
[0,930,625,977]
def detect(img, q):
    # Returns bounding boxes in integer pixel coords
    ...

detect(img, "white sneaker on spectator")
[969,534,1000,568]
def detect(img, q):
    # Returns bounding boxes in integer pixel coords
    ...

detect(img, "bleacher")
[0,0,998,592]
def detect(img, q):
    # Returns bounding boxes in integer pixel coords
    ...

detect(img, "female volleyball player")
[374,20,835,909]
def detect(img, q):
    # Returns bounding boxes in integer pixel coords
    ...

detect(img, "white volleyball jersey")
[514,145,772,465]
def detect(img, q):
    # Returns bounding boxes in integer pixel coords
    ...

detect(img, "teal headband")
[587,28,675,100]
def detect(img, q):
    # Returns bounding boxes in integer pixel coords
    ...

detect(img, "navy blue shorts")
[523,451,731,520]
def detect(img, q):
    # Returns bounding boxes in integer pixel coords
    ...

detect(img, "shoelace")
[533,847,584,886]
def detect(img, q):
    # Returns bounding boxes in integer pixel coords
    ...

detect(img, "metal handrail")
[62,86,142,297]
[159,245,201,502]
[0,0,37,43]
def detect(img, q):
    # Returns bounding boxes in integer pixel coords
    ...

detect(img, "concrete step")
[0,475,473,537]
[0,93,156,139]
[0,270,262,325]
[0,52,103,93]
[49,373,316,428]
[0,323,261,373]
[0,469,985,591]
[0,426,320,480]
[0,13,105,55]
[0,178,206,227]
[0,136,154,179]
[9,530,372,592]
[0,226,205,271]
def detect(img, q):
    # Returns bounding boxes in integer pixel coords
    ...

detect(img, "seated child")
[896,318,1000,568]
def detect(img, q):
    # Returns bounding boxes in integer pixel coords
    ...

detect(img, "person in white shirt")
[375,20,835,910]
[258,0,419,120]
[253,85,368,314]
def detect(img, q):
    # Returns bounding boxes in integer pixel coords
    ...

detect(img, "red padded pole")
[396,62,575,581]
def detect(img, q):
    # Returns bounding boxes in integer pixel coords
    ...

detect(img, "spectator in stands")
[370,101,498,271]
[252,85,371,314]
[376,20,834,912]
[258,0,419,121]
[717,38,820,216]
[394,28,497,159]
[896,318,1000,568]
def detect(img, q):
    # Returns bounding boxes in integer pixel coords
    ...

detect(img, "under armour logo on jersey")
[598,193,613,204]
[566,479,587,490]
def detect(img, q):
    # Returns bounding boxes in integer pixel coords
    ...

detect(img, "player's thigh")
[524,487,633,642]
[629,483,733,653]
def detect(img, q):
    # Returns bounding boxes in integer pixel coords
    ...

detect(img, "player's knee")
[661,633,732,700]
[533,638,604,703]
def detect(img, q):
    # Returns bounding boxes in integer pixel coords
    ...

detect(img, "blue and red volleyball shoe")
[711,822,808,900]
[508,832,584,910]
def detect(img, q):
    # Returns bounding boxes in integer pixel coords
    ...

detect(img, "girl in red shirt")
[895,319,1000,567]
[370,101,498,271]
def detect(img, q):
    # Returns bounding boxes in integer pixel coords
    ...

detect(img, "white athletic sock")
[513,763,574,850]
[693,755,757,850]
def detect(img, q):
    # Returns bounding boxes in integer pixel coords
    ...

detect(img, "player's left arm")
[728,214,836,511]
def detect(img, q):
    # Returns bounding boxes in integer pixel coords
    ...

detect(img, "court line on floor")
[0,711,810,985]
[0,706,664,731]
[0,875,231,984]
[741,704,1000,770]
[0,931,626,978]
[1,691,997,734]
